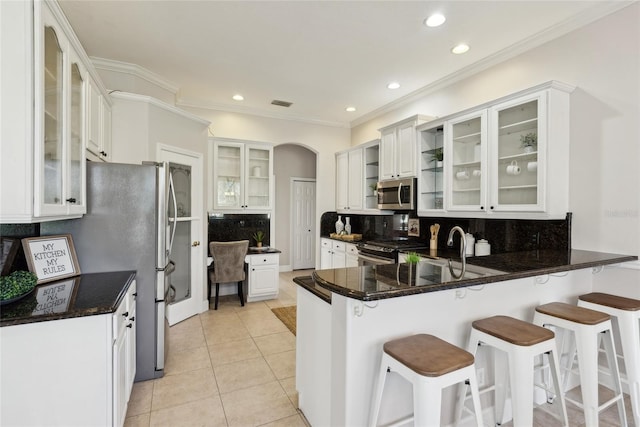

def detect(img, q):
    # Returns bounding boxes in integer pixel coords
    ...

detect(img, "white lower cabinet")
[0,280,137,427]
[246,253,280,302]
[320,238,353,269]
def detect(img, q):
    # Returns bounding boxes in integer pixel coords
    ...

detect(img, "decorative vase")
[345,217,351,235]
[523,145,535,154]
[335,215,344,234]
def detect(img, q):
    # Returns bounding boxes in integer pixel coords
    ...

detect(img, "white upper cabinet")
[417,122,445,214]
[335,139,386,214]
[1,0,110,223]
[425,81,573,219]
[378,115,429,181]
[335,148,363,212]
[211,138,273,212]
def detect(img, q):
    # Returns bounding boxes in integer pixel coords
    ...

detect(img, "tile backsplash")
[208,213,270,249]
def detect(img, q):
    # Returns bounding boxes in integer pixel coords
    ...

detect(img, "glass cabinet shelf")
[452,131,481,144]
[498,185,537,190]
[498,152,538,162]
[499,118,538,135]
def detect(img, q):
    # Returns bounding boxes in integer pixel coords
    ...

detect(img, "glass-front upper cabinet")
[36,4,87,218]
[489,91,546,212]
[245,145,271,209]
[211,139,273,211]
[445,110,487,212]
[417,122,445,213]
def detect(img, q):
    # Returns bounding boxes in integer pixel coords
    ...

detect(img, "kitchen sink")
[418,258,505,281]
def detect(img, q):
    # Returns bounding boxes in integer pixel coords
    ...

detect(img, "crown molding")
[350,1,633,128]
[110,91,210,126]
[176,98,350,129]
[90,57,180,95]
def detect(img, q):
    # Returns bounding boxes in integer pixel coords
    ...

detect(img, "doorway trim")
[290,177,316,271]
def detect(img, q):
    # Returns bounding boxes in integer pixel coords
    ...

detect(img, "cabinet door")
[101,98,112,161]
[213,142,243,209]
[364,143,380,209]
[125,283,136,400]
[245,144,272,209]
[67,53,87,215]
[446,110,487,212]
[249,264,279,296]
[395,121,417,178]
[113,326,127,427]
[347,149,363,210]
[418,124,445,213]
[37,13,67,217]
[489,91,546,212]
[379,128,396,180]
[320,239,332,269]
[335,152,349,210]
[87,81,101,156]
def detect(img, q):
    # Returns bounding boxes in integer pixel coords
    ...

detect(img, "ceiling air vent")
[271,99,293,108]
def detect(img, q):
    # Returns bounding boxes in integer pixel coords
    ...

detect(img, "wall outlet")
[477,368,486,387]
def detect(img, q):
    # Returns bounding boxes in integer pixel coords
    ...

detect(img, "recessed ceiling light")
[451,44,470,54]
[232,94,244,101]
[424,14,446,27]
[387,82,400,90]
[345,106,356,112]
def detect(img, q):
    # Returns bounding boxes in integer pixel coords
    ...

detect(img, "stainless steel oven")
[357,239,428,266]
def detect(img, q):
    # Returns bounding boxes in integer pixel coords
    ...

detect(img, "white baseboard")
[280,264,293,272]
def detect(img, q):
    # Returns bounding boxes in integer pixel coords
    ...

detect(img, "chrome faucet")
[447,226,466,279]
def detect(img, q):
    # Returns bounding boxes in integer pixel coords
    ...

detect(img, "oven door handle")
[357,253,396,265]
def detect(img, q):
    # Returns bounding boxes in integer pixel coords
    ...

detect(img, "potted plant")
[431,147,443,168]
[369,183,378,196]
[520,133,537,153]
[405,252,421,264]
[252,230,265,248]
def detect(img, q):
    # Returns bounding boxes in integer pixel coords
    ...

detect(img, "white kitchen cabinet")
[87,77,112,161]
[0,279,137,427]
[0,0,110,223]
[426,81,573,219]
[335,139,385,213]
[246,253,280,301]
[335,148,363,211]
[379,115,429,181]
[212,138,273,212]
[320,238,347,269]
[345,243,359,267]
[417,122,445,214]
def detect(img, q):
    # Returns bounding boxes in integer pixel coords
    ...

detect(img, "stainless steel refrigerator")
[42,161,176,381]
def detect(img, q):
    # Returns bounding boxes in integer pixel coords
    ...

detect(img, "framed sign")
[408,218,420,237]
[1,237,20,275]
[21,235,81,284]
[32,277,79,316]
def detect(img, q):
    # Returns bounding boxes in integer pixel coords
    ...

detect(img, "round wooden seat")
[383,334,474,377]
[579,292,640,311]
[536,301,610,325]
[471,315,554,346]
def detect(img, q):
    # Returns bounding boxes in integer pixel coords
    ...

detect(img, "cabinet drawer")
[248,254,279,266]
[332,241,345,252]
[321,239,331,248]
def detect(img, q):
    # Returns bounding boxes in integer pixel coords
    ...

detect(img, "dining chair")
[208,240,249,310]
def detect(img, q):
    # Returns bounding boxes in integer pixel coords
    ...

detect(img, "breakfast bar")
[294,250,637,427]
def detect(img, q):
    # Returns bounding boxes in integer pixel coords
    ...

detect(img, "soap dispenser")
[465,233,475,256]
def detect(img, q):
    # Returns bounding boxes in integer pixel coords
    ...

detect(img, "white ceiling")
[59,0,626,127]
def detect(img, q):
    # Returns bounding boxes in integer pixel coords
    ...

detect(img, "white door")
[159,145,204,326]
[292,179,315,270]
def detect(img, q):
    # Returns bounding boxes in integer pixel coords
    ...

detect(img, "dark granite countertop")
[293,275,332,304]
[300,249,637,302]
[1,271,136,327]
[247,247,281,255]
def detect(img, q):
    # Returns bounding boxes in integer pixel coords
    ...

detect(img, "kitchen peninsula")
[294,249,637,427]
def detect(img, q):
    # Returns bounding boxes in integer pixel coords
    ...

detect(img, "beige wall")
[352,4,640,259]
[274,144,317,269]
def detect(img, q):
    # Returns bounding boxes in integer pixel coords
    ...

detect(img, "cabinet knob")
[129,316,135,321]
[263,259,267,262]
[490,206,494,210]
[192,241,200,247]
[252,268,255,271]
[66,198,77,203]
[122,312,129,317]
[126,323,133,328]
[480,206,484,210]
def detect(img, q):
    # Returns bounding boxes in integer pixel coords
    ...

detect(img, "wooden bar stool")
[369,334,484,427]
[578,292,640,427]
[458,315,568,426]
[534,302,628,427]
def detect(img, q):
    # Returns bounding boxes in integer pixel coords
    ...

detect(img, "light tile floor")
[124,270,312,427]
[125,270,636,427]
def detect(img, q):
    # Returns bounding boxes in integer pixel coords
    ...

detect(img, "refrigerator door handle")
[168,171,178,257]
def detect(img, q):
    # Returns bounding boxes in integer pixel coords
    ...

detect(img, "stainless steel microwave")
[377,178,416,210]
